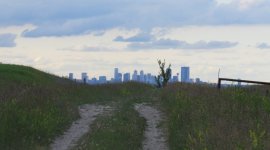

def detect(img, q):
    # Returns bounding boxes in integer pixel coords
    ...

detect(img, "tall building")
[144,75,147,83]
[181,67,190,83]
[123,73,130,82]
[166,68,172,80]
[114,68,118,82]
[99,76,107,84]
[140,70,144,82]
[69,73,74,80]
[146,73,152,83]
[132,70,138,81]
[113,68,122,82]
[81,72,88,83]
[150,75,156,84]
[137,75,140,81]
[118,73,122,82]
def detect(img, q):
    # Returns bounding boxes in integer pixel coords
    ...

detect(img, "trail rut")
[135,103,168,150]
[50,104,111,150]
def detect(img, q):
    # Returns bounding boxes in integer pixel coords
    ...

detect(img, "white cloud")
[0,0,269,37]
[0,33,16,47]
[59,45,119,52]
[128,39,238,50]
[216,0,263,9]
[114,32,238,50]
[257,42,270,49]
[238,0,260,9]
[114,33,154,42]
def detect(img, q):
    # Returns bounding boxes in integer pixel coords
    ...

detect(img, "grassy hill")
[1,64,270,149]
[0,64,152,150]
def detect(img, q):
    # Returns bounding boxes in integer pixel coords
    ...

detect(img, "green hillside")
[0,64,59,84]
[0,64,152,150]
[0,64,79,149]
[1,64,270,149]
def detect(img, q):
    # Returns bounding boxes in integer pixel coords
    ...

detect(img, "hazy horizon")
[1,0,270,82]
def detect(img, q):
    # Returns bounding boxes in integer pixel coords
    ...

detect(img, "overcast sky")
[1,0,270,82]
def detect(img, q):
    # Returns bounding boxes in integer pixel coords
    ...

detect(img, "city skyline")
[68,66,204,85]
[1,0,270,82]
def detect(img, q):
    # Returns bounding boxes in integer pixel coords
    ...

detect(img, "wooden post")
[217,78,221,89]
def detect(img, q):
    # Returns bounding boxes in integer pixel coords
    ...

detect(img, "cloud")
[59,45,118,52]
[114,33,154,42]
[128,39,238,50]
[1,0,270,37]
[257,43,270,49]
[0,33,16,47]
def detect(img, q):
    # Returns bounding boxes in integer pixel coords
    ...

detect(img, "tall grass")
[160,83,270,149]
[0,83,78,149]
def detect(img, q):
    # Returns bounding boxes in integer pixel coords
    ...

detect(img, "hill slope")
[0,64,78,149]
[0,64,62,84]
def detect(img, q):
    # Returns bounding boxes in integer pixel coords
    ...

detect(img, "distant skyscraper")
[114,68,118,82]
[118,73,122,82]
[144,75,147,83]
[113,68,122,82]
[181,67,190,83]
[99,76,107,84]
[146,73,151,83]
[150,75,156,84]
[132,70,138,81]
[69,73,74,80]
[81,72,88,83]
[123,73,130,82]
[140,70,144,82]
[166,68,172,80]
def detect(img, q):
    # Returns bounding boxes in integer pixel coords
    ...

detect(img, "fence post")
[217,78,221,89]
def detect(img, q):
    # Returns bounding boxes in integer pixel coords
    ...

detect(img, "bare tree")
[155,59,171,88]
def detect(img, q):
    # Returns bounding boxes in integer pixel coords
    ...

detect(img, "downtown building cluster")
[114,68,157,84]
[68,66,202,85]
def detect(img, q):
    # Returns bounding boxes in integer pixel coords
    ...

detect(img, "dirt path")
[50,104,111,150]
[134,103,168,150]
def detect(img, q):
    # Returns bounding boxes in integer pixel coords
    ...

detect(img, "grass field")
[160,84,270,149]
[1,64,270,149]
